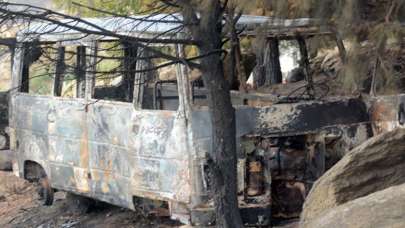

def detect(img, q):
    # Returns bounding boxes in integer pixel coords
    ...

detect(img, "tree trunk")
[197,4,243,228]
[179,1,243,226]
[123,42,137,102]
[297,37,312,85]
[53,46,65,96]
[265,38,282,85]
[76,46,86,98]
[200,51,243,228]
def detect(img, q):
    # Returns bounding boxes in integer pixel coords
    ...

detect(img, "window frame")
[18,42,57,96]
[14,40,192,114]
[52,43,89,99]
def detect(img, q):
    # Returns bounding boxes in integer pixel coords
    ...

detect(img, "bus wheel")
[38,177,54,206]
[66,193,95,214]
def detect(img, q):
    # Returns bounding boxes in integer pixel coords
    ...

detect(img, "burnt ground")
[0,171,180,228]
[0,170,300,228]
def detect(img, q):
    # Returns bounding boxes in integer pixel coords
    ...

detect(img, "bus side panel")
[86,103,133,208]
[14,95,52,177]
[13,94,193,208]
[86,101,192,205]
[13,94,92,193]
[47,97,90,194]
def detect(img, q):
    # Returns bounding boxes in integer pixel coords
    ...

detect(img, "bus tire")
[38,177,54,206]
[66,193,95,214]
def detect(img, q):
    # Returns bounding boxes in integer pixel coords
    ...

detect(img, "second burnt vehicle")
[8,14,387,226]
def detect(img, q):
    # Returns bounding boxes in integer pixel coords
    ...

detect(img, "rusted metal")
[10,47,373,226]
[7,16,381,227]
[247,159,264,196]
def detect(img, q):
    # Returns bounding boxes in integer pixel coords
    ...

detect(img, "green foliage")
[95,41,123,86]
[29,65,54,96]
[28,46,56,96]
[255,0,405,95]
[52,0,157,16]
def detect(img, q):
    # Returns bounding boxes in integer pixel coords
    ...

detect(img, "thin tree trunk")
[200,52,243,228]
[76,46,86,98]
[297,36,314,96]
[265,38,282,85]
[123,42,137,102]
[53,46,65,96]
[180,1,244,226]
[198,8,243,228]
[297,36,312,85]
[198,23,243,228]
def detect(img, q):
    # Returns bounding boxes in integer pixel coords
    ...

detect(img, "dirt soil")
[0,171,180,228]
[0,170,301,228]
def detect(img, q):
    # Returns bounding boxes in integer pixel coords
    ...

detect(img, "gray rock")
[286,67,305,83]
[301,128,405,222]
[301,183,405,228]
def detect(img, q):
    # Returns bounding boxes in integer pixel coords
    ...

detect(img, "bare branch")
[0,2,202,69]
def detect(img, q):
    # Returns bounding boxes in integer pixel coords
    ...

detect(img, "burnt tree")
[254,38,282,87]
[179,1,244,227]
[297,36,314,96]
[265,38,282,85]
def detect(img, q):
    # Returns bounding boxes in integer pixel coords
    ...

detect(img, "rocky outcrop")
[301,128,405,222]
[301,183,405,228]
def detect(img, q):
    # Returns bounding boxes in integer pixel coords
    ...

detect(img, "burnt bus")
[9,14,372,226]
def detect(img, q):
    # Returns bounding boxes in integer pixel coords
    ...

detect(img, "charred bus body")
[8,14,383,226]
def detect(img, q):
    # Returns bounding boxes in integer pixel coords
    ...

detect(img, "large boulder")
[301,128,405,222]
[301,183,405,228]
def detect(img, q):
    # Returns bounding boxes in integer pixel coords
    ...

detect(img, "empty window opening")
[53,45,88,98]
[21,43,56,96]
[93,41,132,102]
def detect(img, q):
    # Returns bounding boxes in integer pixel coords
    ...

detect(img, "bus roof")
[17,14,327,43]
